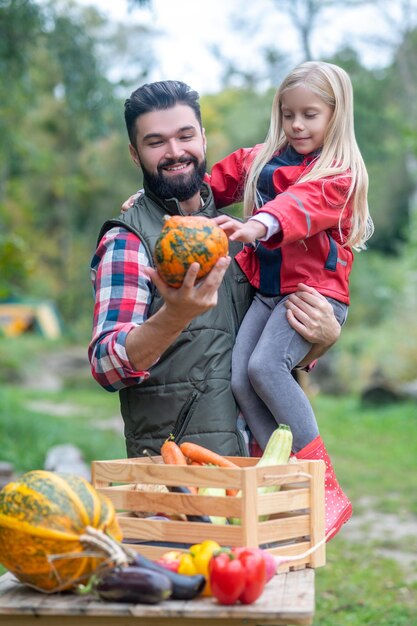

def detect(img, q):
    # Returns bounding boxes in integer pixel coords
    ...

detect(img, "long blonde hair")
[243,61,374,250]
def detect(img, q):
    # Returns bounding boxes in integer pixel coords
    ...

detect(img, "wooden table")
[0,569,315,625]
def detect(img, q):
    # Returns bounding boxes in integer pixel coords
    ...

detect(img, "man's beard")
[141,156,207,202]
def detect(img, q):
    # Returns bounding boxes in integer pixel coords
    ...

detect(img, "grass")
[0,385,125,472]
[311,394,417,625]
[0,373,416,623]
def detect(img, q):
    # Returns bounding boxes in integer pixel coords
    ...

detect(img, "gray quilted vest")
[98,183,253,457]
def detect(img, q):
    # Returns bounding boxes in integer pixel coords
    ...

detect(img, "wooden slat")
[93,461,245,490]
[118,515,244,546]
[240,467,259,547]
[256,488,310,515]
[98,488,243,518]
[306,460,326,568]
[258,514,310,544]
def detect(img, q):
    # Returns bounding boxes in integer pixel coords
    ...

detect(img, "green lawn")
[0,383,416,623]
[312,395,417,626]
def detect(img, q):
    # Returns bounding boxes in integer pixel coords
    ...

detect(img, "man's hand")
[148,256,231,325]
[285,283,341,364]
[213,215,266,243]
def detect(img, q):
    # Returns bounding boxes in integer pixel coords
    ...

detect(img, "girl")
[208,61,373,541]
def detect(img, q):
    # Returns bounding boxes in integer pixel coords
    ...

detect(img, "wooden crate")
[92,456,325,571]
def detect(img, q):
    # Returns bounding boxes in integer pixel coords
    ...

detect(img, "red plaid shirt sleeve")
[88,226,152,391]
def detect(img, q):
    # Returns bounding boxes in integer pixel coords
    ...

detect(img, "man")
[89,80,340,459]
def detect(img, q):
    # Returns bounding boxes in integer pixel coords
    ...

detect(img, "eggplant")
[167,485,212,523]
[131,553,206,600]
[96,565,172,604]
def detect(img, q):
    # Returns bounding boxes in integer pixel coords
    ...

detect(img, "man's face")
[130,104,207,201]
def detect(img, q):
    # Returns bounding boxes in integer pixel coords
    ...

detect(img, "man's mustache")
[158,156,198,170]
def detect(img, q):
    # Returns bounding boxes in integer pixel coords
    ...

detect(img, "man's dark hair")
[124,80,202,146]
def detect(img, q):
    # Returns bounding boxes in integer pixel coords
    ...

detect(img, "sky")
[77,0,401,94]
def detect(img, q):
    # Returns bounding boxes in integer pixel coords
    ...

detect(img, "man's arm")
[90,227,230,388]
[125,257,230,370]
[285,283,341,366]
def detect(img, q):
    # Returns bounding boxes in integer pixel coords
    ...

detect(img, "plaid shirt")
[90,225,264,455]
[89,226,152,391]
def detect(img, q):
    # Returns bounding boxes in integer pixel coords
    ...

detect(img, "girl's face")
[280,85,333,155]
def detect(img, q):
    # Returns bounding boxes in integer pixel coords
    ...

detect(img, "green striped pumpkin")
[154,215,229,287]
[0,470,122,592]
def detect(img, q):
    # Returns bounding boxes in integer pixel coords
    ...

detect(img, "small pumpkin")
[0,470,123,592]
[154,215,229,288]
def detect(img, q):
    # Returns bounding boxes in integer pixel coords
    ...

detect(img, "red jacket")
[206,145,353,305]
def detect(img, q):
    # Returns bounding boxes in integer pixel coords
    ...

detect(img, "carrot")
[160,437,198,495]
[179,442,240,469]
[161,437,188,466]
[179,442,240,496]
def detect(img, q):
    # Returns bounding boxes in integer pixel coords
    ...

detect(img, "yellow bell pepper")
[178,540,221,596]
[177,552,198,576]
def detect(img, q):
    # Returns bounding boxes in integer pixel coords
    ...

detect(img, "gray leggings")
[231,293,348,453]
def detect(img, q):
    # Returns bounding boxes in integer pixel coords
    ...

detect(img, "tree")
[0,0,44,297]
[0,0,153,327]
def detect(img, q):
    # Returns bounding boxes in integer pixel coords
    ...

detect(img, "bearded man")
[89,80,339,458]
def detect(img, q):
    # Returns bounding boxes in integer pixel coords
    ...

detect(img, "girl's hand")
[213,215,266,243]
[121,191,142,213]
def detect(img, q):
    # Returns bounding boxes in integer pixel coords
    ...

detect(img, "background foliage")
[0,4,417,622]
[0,0,416,384]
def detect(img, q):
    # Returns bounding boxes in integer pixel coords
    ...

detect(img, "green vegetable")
[230,425,293,524]
[257,424,293,485]
[256,424,293,520]
[197,486,228,525]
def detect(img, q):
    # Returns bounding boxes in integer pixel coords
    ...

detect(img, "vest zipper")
[171,390,200,441]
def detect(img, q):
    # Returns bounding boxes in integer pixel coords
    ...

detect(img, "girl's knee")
[248,351,292,392]
[247,353,268,389]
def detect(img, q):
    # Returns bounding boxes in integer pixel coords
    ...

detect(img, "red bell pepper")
[241,547,278,582]
[209,548,267,605]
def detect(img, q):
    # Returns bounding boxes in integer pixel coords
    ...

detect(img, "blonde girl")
[210,61,374,541]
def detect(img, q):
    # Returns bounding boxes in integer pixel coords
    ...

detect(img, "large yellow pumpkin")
[154,215,229,288]
[0,470,123,592]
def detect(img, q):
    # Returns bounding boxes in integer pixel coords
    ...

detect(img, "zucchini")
[230,425,293,524]
[257,424,293,474]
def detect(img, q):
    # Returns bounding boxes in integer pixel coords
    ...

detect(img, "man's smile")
[160,159,195,176]
[163,162,191,172]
